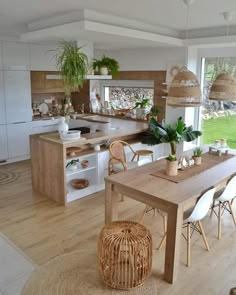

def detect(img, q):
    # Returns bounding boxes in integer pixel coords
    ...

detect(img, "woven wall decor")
[98,220,152,290]
[167,67,202,107]
[209,72,236,101]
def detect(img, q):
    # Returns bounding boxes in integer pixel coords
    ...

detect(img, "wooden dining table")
[104,153,236,284]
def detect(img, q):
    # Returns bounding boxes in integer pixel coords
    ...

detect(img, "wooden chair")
[157,187,216,267]
[210,174,236,239]
[108,140,152,201]
[108,140,151,175]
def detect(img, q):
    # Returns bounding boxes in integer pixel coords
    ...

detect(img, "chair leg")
[139,205,149,223]
[228,201,236,226]
[197,220,210,251]
[210,200,215,218]
[131,154,136,162]
[156,214,167,250]
[151,154,154,162]
[187,223,191,267]
[218,202,222,240]
[157,232,166,251]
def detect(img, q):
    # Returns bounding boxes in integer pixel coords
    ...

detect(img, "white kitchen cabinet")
[4,71,32,123]
[0,43,3,70]
[30,44,57,71]
[0,125,8,161]
[7,122,31,158]
[0,71,6,125]
[3,42,30,70]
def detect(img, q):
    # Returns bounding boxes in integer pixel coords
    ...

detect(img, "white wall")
[94,47,185,71]
[198,47,236,58]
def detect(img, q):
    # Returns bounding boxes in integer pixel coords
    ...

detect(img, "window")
[200,57,236,149]
[101,80,154,110]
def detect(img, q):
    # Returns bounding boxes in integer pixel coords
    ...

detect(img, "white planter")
[136,108,145,119]
[58,117,69,134]
[100,67,108,75]
[69,164,78,171]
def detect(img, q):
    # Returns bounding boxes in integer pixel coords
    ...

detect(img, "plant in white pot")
[66,159,79,171]
[142,117,202,176]
[133,95,152,119]
[193,147,203,166]
[93,55,120,76]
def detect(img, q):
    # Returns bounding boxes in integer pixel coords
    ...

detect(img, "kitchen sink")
[69,127,100,134]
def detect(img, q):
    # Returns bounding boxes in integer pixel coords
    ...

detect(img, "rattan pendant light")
[167,0,202,107]
[209,12,236,101]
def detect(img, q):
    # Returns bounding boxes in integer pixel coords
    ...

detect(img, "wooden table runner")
[151,153,235,183]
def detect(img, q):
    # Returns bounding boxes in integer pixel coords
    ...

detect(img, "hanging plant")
[55,41,89,95]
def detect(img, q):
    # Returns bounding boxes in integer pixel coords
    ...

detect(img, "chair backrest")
[187,187,216,222]
[219,175,236,202]
[109,141,127,164]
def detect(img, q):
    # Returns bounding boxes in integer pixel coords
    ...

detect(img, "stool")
[132,150,154,162]
[98,221,152,290]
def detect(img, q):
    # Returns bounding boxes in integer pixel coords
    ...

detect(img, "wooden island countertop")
[30,115,149,204]
[32,115,149,146]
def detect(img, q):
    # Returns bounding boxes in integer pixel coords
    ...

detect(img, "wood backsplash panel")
[71,81,90,113]
[116,71,167,122]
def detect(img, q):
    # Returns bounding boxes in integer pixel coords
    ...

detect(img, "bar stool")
[131,149,154,162]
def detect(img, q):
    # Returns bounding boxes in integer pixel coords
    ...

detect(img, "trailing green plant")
[66,159,79,168]
[93,55,120,76]
[55,41,88,95]
[142,117,202,161]
[133,95,152,109]
[193,147,203,157]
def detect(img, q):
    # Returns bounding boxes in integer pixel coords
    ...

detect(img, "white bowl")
[60,131,81,140]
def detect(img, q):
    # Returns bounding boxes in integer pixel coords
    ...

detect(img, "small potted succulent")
[66,159,79,171]
[193,147,203,166]
[142,117,202,176]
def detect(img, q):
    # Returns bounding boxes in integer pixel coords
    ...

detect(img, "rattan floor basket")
[98,220,152,290]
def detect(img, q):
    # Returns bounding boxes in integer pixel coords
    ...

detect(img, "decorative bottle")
[58,117,69,134]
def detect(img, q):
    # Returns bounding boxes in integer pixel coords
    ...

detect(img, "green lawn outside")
[201,115,236,149]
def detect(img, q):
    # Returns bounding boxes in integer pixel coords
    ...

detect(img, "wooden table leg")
[164,205,182,283]
[105,182,118,224]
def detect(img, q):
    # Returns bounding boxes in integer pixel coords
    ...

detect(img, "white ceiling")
[1,0,236,48]
[1,0,236,33]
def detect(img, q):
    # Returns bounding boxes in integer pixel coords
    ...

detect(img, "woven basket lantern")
[209,72,236,101]
[98,220,152,290]
[167,67,202,107]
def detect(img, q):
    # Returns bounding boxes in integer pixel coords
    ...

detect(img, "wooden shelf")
[66,166,96,177]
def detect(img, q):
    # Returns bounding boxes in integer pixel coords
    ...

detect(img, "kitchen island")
[30,115,159,204]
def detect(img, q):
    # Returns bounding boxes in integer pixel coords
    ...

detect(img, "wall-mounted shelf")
[86,75,112,80]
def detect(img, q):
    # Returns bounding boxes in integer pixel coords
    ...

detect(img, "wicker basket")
[98,221,152,290]
[113,108,131,116]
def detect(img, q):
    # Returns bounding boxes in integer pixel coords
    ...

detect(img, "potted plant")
[142,117,202,176]
[66,159,79,171]
[193,147,203,166]
[55,41,89,96]
[147,105,159,121]
[133,95,152,119]
[93,55,120,76]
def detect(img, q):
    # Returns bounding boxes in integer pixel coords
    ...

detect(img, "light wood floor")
[0,161,236,294]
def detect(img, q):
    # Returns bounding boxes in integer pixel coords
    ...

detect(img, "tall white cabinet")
[3,42,30,70]
[29,44,57,71]
[0,71,6,125]
[4,71,32,123]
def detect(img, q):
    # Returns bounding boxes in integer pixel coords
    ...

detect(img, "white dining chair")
[157,187,216,267]
[210,174,236,239]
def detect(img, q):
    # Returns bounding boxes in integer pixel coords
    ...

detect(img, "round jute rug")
[21,250,157,295]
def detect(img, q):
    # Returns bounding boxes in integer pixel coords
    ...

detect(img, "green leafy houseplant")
[66,159,79,168]
[193,147,203,157]
[55,42,89,95]
[133,95,152,109]
[149,105,159,117]
[142,117,202,161]
[93,55,120,76]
